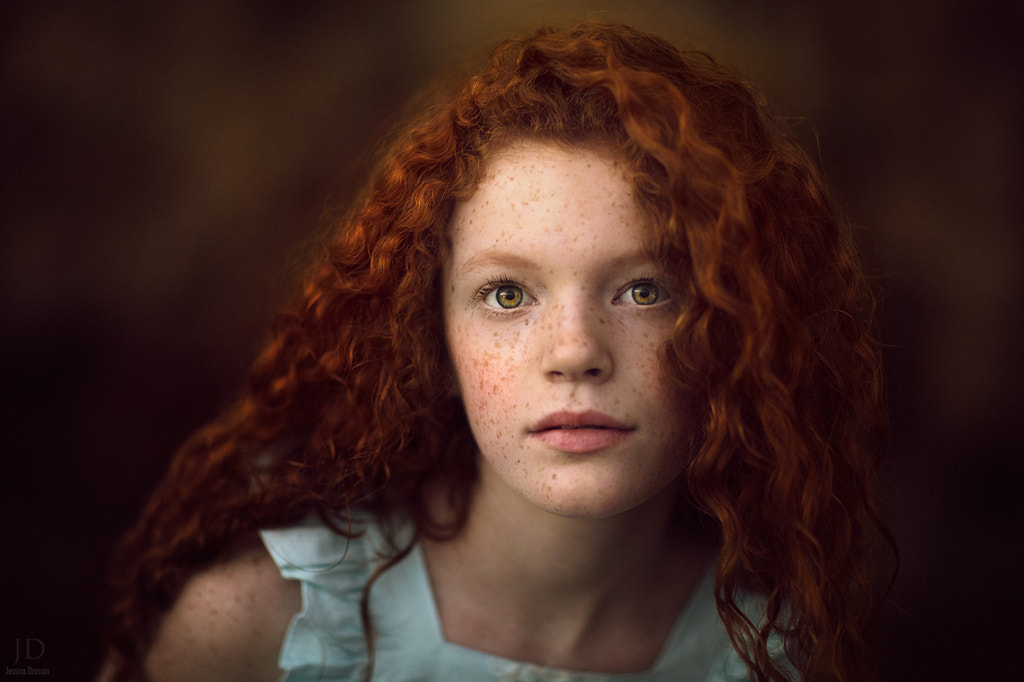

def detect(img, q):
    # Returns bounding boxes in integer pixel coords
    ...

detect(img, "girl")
[101,22,890,682]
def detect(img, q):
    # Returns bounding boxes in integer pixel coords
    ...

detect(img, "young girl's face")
[442,140,693,520]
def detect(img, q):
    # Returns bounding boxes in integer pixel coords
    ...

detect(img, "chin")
[526,478,680,521]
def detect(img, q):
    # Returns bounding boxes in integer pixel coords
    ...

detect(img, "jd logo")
[11,638,45,665]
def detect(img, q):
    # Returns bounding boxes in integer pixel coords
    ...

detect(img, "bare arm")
[144,535,301,682]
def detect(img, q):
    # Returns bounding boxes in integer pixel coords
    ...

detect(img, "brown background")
[2,1,1021,679]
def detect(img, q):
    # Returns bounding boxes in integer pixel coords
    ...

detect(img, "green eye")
[630,283,659,305]
[493,285,525,308]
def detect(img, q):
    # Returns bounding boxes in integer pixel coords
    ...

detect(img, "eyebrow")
[458,250,540,275]
[457,247,660,275]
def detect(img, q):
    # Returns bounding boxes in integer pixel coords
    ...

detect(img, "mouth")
[529,411,633,453]
[530,410,632,433]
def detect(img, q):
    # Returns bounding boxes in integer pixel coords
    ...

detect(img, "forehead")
[471,139,632,199]
[446,140,655,272]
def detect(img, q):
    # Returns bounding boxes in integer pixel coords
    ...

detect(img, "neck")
[421,462,712,671]
[468,465,680,595]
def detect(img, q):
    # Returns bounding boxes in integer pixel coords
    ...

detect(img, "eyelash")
[619,276,658,297]
[475,276,519,299]
[474,276,529,315]
[474,275,669,310]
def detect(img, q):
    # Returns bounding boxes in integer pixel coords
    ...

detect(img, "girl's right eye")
[481,282,534,309]
[491,285,524,308]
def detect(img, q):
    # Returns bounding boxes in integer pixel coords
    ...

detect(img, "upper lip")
[530,410,632,432]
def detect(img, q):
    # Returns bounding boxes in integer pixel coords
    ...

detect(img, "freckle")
[551,473,557,480]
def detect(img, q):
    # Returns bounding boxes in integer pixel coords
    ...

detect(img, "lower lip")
[530,428,631,453]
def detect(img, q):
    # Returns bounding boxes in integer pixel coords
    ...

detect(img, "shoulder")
[144,533,300,682]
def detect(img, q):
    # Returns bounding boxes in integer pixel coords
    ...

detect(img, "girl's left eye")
[619,281,664,306]
[629,282,660,305]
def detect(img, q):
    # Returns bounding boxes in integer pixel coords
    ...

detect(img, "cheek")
[448,326,523,422]
[465,352,515,404]
[457,355,522,458]
[632,330,692,436]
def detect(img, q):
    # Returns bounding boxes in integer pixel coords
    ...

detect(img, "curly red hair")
[104,22,889,682]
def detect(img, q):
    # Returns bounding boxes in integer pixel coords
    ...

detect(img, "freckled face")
[442,140,693,519]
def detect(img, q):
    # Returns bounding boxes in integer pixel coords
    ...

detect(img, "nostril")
[541,322,614,382]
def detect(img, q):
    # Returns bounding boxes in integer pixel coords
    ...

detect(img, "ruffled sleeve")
[260,517,382,682]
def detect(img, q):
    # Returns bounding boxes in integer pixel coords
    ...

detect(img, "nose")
[540,300,613,383]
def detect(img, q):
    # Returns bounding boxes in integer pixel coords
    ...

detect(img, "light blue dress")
[260,516,793,682]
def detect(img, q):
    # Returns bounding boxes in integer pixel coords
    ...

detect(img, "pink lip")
[529,410,633,454]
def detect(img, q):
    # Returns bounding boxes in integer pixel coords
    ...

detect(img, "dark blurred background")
[2,1,1021,679]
